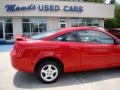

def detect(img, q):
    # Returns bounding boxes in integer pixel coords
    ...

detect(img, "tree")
[84,0,115,4]
[105,3,120,28]
[104,19,116,28]
[84,0,104,3]
[84,0,118,28]
[115,4,120,27]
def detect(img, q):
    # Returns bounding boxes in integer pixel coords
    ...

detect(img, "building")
[0,0,115,42]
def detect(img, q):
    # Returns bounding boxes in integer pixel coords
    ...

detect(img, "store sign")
[5,4,83,13]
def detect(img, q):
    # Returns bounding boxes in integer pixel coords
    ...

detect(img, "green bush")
[105,4,120,29]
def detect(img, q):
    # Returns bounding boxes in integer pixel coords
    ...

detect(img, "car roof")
[42,26,120,41]
[58,26,105,33]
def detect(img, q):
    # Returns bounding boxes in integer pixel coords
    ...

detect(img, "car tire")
[35,61,62,84]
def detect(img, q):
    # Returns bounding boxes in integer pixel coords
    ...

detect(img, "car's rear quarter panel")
[20,41,81,73]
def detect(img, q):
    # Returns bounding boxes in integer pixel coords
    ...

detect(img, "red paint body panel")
[10,27,120,73]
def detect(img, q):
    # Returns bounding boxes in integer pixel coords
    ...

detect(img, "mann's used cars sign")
[5,4,83,13]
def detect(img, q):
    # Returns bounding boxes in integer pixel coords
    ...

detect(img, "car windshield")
[31,30,58,40]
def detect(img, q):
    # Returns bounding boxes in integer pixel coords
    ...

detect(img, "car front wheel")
[35,61,62,84]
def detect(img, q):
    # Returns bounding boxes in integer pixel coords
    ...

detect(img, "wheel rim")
[40,64,58,82]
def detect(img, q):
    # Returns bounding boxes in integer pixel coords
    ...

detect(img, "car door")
[53,31,82,71]
[77,30,120,69]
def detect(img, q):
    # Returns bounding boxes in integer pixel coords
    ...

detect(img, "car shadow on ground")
[13,67,120,89]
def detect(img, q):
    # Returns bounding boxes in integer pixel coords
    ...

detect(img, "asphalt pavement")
[0,45,120,90]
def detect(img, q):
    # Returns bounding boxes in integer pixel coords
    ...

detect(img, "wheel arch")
[34,56,64,73]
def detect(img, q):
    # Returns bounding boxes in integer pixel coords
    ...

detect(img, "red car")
[108,28,120,39]
[11,27,120,84]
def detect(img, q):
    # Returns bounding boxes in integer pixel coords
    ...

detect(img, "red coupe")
[11,27,120,84]
[108,28,120,39]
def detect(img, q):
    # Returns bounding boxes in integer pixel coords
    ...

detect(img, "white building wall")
[12,17,22,40]
[0,0,115,41]
[48,17,59,31]
[99,19,104,27]
[66,18,71,28]
[0,0,115,18]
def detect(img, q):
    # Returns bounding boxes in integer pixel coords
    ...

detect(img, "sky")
[105,0,120,4]
[116,0,120,4]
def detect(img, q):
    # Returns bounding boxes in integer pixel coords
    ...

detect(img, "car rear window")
[31,30,58,40]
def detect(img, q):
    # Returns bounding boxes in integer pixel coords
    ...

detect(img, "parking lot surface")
[0,45,120,90]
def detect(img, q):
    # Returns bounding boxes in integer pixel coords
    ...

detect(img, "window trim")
[71,18,99,27]
[22,17,48,36]
[0,19,13,41]
[51,31,79,42]
[59,17,67,28]
[76,30,115,44]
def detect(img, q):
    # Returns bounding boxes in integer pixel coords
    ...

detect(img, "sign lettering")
[5,4,83,13]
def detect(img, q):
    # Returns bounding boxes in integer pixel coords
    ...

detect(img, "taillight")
[16,37,26,42]
[15,35,29,42]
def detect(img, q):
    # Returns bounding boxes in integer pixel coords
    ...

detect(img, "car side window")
[77,30,114,44]
[52,32,78,42]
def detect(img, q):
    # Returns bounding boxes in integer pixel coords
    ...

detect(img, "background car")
[108,28,120,39]
[11,27,120,84]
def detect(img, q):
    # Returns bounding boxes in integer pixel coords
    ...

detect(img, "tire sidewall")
[36,61,61,84]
